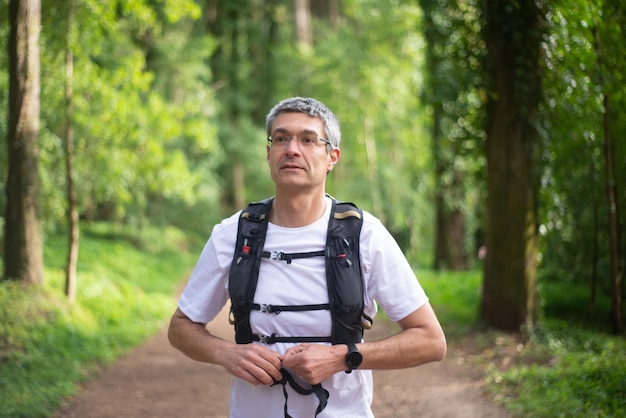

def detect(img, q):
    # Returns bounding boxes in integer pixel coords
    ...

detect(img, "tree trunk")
[591,22,623,334]
[3,0,43,285]
[363,116,383,223]
[590,199,599,312]
[232,152,245,211]
[64,25,79,303]
[294,0,312,47]
[328,0,339,28]
[480,0,543,332]
[435,204,468,271]
[602,96,623,333]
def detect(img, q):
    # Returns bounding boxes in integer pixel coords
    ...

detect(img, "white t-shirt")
[178,197,428,418]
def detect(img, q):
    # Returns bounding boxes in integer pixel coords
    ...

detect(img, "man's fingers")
[236,344,283,385]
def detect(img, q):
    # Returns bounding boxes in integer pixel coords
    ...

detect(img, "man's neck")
[270,192,328,228]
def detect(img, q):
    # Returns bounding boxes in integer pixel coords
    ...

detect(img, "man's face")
[266,112,340,193]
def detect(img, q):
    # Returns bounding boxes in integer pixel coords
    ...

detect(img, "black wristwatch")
[345,343,363,373]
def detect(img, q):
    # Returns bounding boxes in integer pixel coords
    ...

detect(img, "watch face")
[347,350,363,369]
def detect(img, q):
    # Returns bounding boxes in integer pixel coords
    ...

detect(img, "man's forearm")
[358,303,446,370]
[358,326,446,370]
[168,308,231,365]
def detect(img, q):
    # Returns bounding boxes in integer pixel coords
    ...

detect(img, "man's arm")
[168,308,284,385]
[282,302,446,384]
[358,302,446,369]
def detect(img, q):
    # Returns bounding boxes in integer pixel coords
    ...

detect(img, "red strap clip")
[242,239,250,254]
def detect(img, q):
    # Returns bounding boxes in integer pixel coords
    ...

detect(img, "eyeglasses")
[268,134,331,149]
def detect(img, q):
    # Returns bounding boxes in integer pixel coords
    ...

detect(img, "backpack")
[228,197,373,346]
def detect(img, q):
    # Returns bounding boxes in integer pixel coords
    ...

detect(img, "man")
[168,97,446,417]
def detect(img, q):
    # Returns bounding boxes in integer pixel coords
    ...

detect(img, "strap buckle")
[260,304,282,314]
[270,251,284,260]
[258,334,277,344]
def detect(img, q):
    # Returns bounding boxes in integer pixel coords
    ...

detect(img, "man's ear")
[327,148,341,172]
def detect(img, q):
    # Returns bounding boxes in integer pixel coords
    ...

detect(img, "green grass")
[0,223,200,418]
[418,269,626,418]
[416,269,482,336]
[486,321,626,417]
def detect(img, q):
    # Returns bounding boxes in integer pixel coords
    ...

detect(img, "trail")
[54,307,511,418]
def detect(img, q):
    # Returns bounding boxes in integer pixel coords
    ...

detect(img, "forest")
[0,0,625,416]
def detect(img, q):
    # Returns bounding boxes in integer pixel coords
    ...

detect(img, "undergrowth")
[0,223,200,418]
[418,270,626,418]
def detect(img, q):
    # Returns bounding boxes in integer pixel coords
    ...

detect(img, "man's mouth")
[281,163,303,170]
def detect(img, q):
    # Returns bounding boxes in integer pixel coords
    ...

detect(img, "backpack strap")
[325,199,373,344]
[272,368,329,418]
[228,198,273,342]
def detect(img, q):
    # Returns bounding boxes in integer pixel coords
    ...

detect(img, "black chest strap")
[261,249,326,264]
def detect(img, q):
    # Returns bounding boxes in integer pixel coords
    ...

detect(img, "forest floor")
[53,304,516,418]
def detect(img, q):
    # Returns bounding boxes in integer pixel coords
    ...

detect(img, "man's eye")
[275,136,289,143]
[302,137,315,144]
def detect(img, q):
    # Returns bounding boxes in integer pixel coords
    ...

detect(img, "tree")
[63,1,78,303]
[419,0,485,271]
[294,0,312,47]
[35,0,220,232]
[206,0,280,211]
[3,0,43,284]
[591,9,623,334]
[480,0,545,331]
[306,0,429,258]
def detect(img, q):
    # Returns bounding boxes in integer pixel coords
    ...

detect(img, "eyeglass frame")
[267,134,333,151]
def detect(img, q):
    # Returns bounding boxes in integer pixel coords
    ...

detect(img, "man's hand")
[168,308,283,386]
[221,343,284,386]
[281,343,347,385]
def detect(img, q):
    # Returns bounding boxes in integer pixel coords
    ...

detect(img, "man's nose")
[285,138,302,153]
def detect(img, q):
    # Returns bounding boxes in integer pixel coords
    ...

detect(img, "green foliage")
[539,278,613,333]
[483,277,625,416]
[420,270,626,418]
[305,1,434,261]
[2,0,223,232]
[538,0,626,296]
[486,322,626,417]
[419,0,487,267]
[0,223,199,417]
[416,269,482,335]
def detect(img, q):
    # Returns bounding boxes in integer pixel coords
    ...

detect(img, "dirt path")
[53,307,511,418]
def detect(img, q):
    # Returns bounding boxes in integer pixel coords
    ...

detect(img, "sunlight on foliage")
[0,223,198,417]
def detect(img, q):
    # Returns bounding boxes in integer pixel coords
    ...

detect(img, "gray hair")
[265,97,341,149]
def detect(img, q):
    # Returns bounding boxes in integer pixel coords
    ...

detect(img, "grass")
[485,321,626,417]
[0,223,200,418]
[418,270,626,418]
[1,234,624,418]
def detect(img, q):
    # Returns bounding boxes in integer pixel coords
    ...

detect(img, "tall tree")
[420,0,484,271]
[64,1,78,303]
[480,0,545,331]
[206,0,279,211]
[294,0,312,47]
[3,0,43,284]
[592,14,623,333]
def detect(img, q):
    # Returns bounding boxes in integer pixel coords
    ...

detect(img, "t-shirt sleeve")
[360,213,428,322]
[178,214,239,324]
